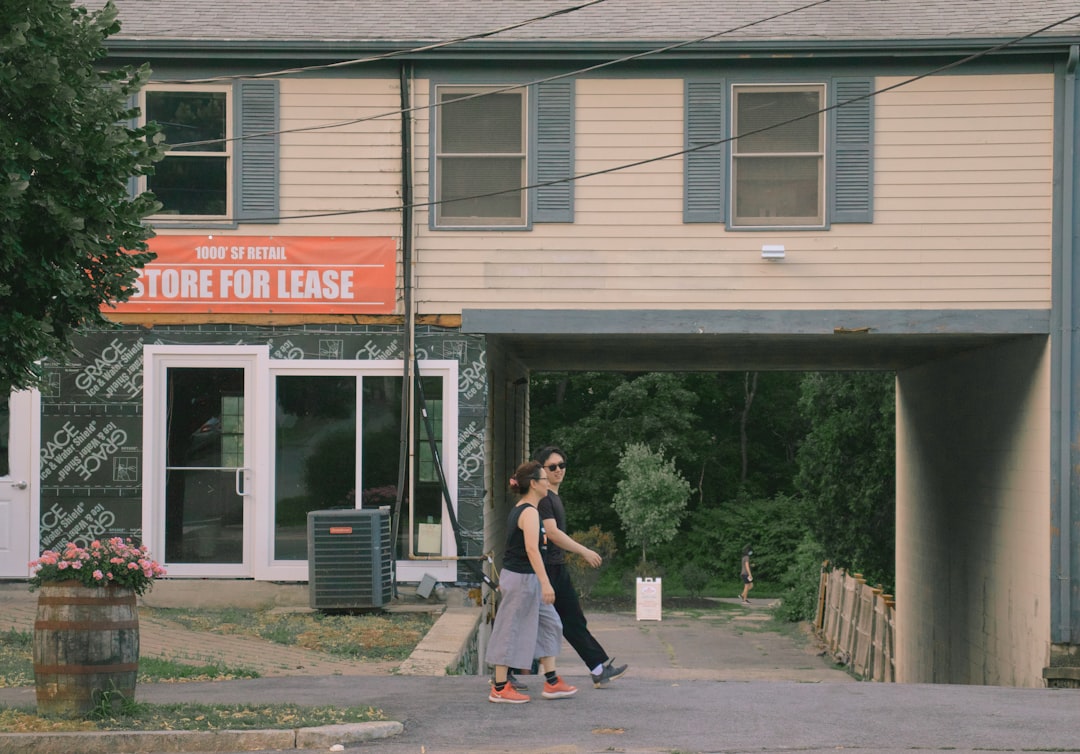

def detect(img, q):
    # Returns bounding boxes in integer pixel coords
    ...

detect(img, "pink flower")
[93,570,104,580]
[70,561,82,570]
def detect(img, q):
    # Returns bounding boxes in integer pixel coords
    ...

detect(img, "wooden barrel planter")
[33,581,140,717]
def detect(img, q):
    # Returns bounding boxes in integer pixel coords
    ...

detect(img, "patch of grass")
[0,702,385,733]
[137,656,260,682]
[0,630,33,688]
[146,607,436,661]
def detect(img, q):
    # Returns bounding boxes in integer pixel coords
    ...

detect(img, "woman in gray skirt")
[487,460,578,703]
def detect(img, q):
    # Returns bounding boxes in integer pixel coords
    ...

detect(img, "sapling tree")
[612,442,691,566]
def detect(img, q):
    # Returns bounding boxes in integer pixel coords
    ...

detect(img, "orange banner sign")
[108,235,397,314]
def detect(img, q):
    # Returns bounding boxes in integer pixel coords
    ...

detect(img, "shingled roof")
[101,0,1080,50]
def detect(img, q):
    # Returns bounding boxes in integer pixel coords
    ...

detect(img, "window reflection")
[274,375,357,561]
[164,368,245,563]
[271,374,446,562]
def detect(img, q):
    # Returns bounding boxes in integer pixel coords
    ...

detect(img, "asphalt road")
[3,599,1079,753]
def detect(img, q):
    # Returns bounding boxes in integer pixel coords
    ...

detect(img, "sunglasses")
[545,462,567,471]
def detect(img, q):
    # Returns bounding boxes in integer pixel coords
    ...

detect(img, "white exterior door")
[0,390,38,577]
[143,346,264,577]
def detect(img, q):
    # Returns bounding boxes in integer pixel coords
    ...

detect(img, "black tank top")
[501,503,547,574]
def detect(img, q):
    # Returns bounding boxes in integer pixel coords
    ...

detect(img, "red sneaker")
[489,683,530,704]
[541,676,578,699]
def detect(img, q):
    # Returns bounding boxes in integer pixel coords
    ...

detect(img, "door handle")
[235,468,251,496]
[2,480,28,489]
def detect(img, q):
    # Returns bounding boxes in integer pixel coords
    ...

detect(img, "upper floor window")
[731,84,824,229]
[138,80,279,225]
[145,87,232,218]
[435,85,528,228]
[684,77,872,227]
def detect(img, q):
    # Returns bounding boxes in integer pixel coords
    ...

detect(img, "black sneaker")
[591,659,628,688]
[507,671,528,691]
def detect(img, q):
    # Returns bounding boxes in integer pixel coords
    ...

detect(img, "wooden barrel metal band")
[36,594,137,606]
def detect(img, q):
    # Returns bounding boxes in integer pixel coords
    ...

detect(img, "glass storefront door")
[164,367,248,564]
[145,347,259,577]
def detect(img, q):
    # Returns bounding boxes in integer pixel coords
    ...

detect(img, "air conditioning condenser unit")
[307,507,392,610]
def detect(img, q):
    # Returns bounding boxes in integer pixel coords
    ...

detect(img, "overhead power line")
[142,6,1080,224]
[169,0,836,150]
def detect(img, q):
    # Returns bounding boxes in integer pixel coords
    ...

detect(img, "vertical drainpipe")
[392,62,415,585]
[1060,44,1078,646]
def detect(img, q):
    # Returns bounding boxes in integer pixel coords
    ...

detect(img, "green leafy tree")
[795,372,896,589]
[531,371,806,545]
[1,0,163,392]
[612,442,691,566]
[537,372,709,535]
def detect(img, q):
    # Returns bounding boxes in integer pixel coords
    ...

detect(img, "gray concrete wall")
[896,336,1051,686]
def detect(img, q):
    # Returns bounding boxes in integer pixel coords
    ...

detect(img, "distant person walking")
[486,460,577,704]
[740,546,754,604]
[532,445,628,688]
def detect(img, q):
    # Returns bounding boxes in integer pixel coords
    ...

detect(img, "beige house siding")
[215,77,403,240]
[411,73,1053,313]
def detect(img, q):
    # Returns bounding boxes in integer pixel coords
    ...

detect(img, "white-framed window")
[143,85,233,219]
[434,85,528,227]
[731,83,825,228]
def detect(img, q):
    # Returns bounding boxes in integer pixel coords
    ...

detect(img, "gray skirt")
[485,569,563,670]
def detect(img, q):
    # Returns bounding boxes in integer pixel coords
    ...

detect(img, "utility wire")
[219,6,1080,224]
[169,0,836,150]
[172,0,613,85]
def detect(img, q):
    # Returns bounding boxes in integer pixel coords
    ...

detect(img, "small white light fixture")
[761,244,785,260]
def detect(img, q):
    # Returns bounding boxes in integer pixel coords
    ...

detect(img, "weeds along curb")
[0,720,404,754]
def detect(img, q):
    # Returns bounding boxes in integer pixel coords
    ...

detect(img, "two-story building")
[4,0,1080,686]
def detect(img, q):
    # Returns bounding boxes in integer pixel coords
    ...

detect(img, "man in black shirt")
[532,444,628,688]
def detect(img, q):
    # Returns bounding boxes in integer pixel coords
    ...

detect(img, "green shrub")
[775,533,828,622]
[681,562,710,598]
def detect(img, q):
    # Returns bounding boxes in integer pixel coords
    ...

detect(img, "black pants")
[547,563,608,671]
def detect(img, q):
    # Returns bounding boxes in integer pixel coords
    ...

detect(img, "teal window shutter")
[235,79,279,223]
[126,93,140,200]
[534,79,574,223]
[684,79,726,223]
[830,77,873,223]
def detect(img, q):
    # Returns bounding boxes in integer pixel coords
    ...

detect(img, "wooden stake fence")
[814,565,895,682]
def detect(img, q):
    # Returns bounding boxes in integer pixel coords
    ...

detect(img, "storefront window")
[273,375,357,560]
[269,374,445,562]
